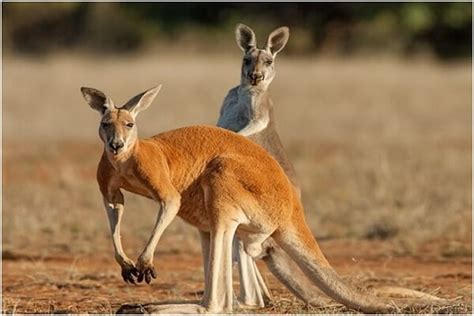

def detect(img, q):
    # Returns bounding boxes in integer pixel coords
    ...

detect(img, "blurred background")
[3,3,472,313]
[3,2,472,261]
[3,2,472,58]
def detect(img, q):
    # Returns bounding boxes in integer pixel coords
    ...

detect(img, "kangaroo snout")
[250,72,264,85]
[109,139,124,153]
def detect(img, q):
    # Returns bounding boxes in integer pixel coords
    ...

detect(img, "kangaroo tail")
[272,210,450,313]
[271,209,448,313]
[372,286,443,301]
[261,238,321,305]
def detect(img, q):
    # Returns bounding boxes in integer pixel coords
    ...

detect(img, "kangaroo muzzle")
[250,72,264,85]
[108,138,125,155]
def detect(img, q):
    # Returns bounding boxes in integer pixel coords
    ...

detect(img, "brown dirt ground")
[2,240,471,314]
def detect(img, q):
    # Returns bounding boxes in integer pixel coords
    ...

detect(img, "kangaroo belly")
[177,183,210,231]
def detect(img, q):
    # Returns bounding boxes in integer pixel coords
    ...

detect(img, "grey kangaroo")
[216,23,316,307]
[214,24,446,309]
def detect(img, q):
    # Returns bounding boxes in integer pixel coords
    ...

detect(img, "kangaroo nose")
[250,72,264,85]
[110,139,124,151]
[251,72,264,80]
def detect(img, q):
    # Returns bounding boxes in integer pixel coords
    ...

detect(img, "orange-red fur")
[98,125,298,234]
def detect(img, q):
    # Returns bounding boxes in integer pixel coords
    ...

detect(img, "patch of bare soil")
[2,240,471,314]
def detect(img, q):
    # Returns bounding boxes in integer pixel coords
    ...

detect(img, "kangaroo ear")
[235,23,257,52]
[266,26,290,56]
[81,87,114,114]
[122,85,162,116]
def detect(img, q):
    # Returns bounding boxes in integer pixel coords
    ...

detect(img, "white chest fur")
[217,86,270,136]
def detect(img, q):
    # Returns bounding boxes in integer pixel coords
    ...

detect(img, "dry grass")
[2,53,471,313]
[3,53,470,257]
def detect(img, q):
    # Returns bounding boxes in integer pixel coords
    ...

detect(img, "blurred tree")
[3,3,86,54]
[2,2,471,59]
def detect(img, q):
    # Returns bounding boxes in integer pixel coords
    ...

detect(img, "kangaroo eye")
[126,122,134,128]
[265,60,273,65]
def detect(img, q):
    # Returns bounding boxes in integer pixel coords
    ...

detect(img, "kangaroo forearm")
[139,199,180,261]
[103,198,133,267]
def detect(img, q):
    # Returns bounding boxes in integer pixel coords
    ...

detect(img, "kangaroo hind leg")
[200,169,247,312]
[234,238,272,308]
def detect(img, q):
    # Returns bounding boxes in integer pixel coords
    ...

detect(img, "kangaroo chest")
[217,91,300,191]
[119,174,153,200]
[217,91,270,133]
[217,100,253,132]
[113,161,212,230]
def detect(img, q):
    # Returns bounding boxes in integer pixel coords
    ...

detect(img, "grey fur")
[217,87,300,194]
